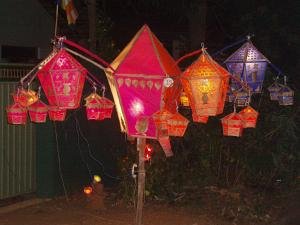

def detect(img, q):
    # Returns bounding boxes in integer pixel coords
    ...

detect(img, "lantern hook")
[92,83,97,93]
[284,76,287,86]
[37,86,42,98]
[102,86,106,97]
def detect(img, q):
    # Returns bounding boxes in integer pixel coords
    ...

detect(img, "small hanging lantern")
[277,85,294,106]
[226,87,236,103]
[85,92,115,120]
[6,103,27,125]
[167,112,189,137]
[235,88,251,107]
[179,91,190,107]
[28,100,48,123]
[221,111,243,137]
[13,88,38,107]
[267,81,283,101]
[48,106,67,121]
[238,106,259,128]
[181,44,229,120]
[225,38,270,93]
[37,49,87,109]
[192,114,209,124]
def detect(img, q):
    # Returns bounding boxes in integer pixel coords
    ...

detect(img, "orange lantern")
[13,89,38,107]
[238,106,258,128]
[6,103,27,125]
[221,112,243,137]
[48,106,67,121]
[37,49,87,109]
[158,136,173,157]
[167,112,189,137]
[85,92,115,120]
[28,100,48,123]
[192,114,209,124]
[152,109,173,132]
[181,46,229,120]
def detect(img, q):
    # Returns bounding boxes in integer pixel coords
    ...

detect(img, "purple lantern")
[225,41,270,93]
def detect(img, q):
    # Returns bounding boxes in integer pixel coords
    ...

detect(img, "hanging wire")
[54,0,60,37]
[53,121,70,202]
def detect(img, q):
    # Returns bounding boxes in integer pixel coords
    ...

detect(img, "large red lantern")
[181,47,229,120]
[221,112,243,137]
[238,106,258,128]
[37,49,87,109]
[85,93,114,120]
[28,100,48,123]
[6,103,27,125]
[48,106,67,121]
[105,25,182,139]
[13,89,38,107]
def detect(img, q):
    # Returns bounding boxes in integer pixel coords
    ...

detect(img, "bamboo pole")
[135,137,146,225]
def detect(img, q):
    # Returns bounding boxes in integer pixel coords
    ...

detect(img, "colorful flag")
[61,0,78,25]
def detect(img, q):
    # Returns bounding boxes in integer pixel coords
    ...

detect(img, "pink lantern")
[105,25,182,139]
[6,103,27,125]
[221,112,243,137]
[85,93,114,120]
[28,100,48,123]
[37,49,87,109]
[238,106,259,128]
[48,106,67,121]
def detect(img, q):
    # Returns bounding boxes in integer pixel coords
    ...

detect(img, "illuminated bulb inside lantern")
[199,79,214,104]
[130,98,144,117]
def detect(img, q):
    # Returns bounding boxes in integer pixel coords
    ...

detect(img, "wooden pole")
[135,137,146,225]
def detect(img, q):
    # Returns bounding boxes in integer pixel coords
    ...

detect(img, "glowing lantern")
[48,106,67,121]
[37,49,87,109]
[225,40,270,93]
[84,186,93,195]
[277,85,294,106]
[268,81,283,101]
[28,100,48,123]
[221,112,243,137]
[6,103,27,125]
[238,106,259,128]
[85,93,114,120]
[105,25,181,139]
[192,114,209,124]
[13,89,38,107]
[181,47,229,120]
[152,109,173,132]
[179,91,190,107]
[167,112,189,137]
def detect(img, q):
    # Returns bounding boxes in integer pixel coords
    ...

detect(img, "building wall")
[0,0,54,61]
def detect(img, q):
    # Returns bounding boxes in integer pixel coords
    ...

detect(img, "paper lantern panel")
[221,112,243,137]
[13,89,38,107]
[28,100,48,123]
[167,112,189,137]
[238,106,258,128]
[278,85,294,106]
[48,106,67,121]
[37,49,87,109]
[6,103,27,125]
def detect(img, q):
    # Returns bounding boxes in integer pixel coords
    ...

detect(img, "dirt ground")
[0,194,232,225]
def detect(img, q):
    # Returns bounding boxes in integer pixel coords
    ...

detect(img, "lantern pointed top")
[110,24,181,77]
[182,48,230,78]
[224,41,270,63]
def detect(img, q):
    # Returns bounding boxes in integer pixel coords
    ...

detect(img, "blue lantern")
[225,40,270,93]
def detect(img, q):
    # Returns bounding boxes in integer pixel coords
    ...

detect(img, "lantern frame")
[221,111,244,137]
[6,103,27,125]
[28,100,48,123]
[48,106,67,121]
[238,106,259,128]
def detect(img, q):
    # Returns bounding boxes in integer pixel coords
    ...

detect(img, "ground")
[0,185,299,225]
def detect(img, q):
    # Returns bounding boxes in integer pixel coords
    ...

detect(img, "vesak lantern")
[152,109,173,133]
[105,25,182,139]
[268,81,283,101]
[28,100,48,123]
[6,103,27,125]
[48,106,67,121]
[221,111,243,137]
[235,88,251,107]
[13,88,38,107]
[277,85,294,106]
[225,40,270,93]
[37,49,87,109]
[84,92,114,120]
[238,106,258,128]
[167,112,189,137]
[181,46,229,120]
[192,114,209,124]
